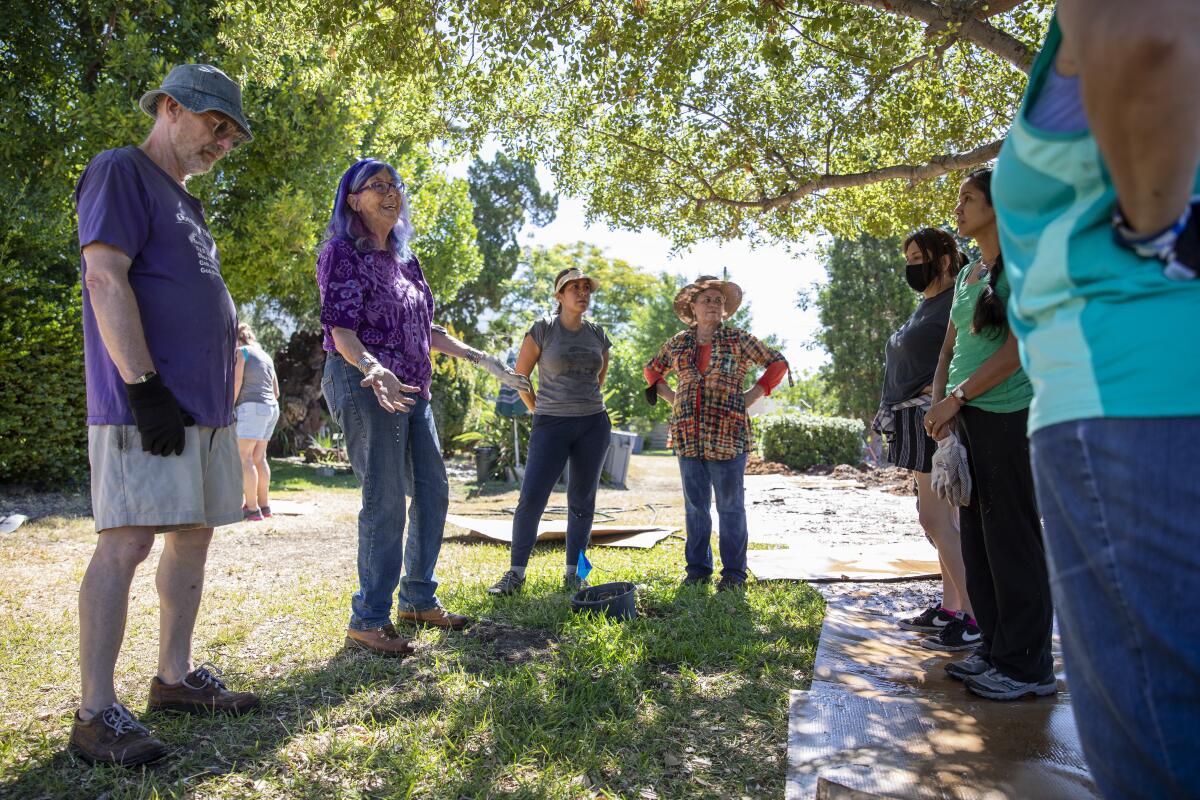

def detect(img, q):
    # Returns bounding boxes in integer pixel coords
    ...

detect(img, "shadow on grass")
[0,576,822,800]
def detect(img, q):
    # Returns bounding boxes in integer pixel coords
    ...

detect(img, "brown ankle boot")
[345,623,416,657]
[147,663,260,715]
[70,703,168,766]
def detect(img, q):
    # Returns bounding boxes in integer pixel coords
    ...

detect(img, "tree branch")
[834,0,1035,73]
[693,138,1005,211]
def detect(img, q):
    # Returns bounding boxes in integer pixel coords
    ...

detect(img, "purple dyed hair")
[325,158,414,258]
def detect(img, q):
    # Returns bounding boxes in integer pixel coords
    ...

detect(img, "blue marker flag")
[576,550,593,581]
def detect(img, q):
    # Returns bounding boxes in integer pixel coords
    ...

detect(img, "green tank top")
[993,16,1200,433]
[946,261,1033,413]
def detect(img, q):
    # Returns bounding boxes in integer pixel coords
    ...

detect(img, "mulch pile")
[745,456,915,496]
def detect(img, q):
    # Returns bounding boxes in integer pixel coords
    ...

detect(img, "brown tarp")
[747,541,941,583]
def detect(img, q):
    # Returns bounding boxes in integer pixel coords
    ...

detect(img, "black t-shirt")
[880,288,953,406]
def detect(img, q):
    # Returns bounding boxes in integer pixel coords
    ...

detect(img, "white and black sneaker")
[945,649,991,681]
[898,604,956,634]
[965,667,1058,700]
[921,614,982,653]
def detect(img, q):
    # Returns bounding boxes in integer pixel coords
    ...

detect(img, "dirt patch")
[465,619,557,664]
[0,485,92,521]
[745,455,801,476]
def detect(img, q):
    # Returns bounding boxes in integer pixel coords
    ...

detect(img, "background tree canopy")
[225,0,1052,244]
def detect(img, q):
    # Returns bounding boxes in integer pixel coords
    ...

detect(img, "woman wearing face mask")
[875,228,974,650]
[923,168,1055,701]
[487,268,613,596]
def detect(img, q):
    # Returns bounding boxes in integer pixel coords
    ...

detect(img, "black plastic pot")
[473,445,499,482]
[570,581,637,621]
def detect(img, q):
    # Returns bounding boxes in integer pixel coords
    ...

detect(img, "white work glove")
[930,432,971,507]
[478,353,532,393]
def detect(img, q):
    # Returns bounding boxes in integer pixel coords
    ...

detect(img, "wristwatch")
[132,371,157,384]
[951,384,969,403]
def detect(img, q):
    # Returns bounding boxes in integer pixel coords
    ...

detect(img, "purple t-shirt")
[317,237,435,398]
[76,146,237,427]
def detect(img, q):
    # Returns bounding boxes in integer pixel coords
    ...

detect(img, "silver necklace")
[978,257,997,281]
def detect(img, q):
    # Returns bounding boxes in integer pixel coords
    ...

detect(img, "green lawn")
[0,473,823,799]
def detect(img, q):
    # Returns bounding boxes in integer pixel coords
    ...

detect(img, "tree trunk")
[269,329,328,456]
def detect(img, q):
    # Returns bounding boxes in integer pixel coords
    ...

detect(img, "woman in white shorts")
[233,323,280,520]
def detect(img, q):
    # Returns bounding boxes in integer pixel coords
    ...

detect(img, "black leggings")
[958,405,1054,683]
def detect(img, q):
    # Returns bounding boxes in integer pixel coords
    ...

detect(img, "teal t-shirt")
[947,261,1033,413]
[993,16,1200,433]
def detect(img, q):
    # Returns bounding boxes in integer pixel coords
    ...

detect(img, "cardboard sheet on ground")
[747,541,941,583]
[445,513,675,549]
[787,599,1097,800]
[266,499,318,516]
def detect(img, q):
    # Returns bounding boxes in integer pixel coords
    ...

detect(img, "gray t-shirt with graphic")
[528,315,611,417]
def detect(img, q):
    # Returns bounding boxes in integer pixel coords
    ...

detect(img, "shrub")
[0,289,88,487]
[758,412,865,470]
[429,349,477,456]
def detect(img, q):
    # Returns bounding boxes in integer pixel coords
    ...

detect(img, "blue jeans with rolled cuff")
[678,453,749,582]
[322,354,448,629]
[509,411,612,570]
[1031,416,1200,800]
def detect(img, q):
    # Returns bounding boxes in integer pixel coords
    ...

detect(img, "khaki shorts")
[88,424,243,533]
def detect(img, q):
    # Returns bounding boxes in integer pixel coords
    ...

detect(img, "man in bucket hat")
[70,64,258,767]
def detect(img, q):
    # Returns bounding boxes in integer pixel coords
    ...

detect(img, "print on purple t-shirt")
[317,237,436,398]
[76,146,238,427]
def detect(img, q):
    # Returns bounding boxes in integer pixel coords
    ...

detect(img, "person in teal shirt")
[924,168,1055,701]
[992,3,1200,797]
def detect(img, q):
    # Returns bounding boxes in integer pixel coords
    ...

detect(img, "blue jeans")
[322,355,448,628]
[1031,417,1200,800]
[678,453,748,581]
[510,412,611,569]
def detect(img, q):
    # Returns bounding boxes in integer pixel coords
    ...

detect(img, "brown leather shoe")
[147,663,260,716]
[397,606,471,630]
[70,703,168,766]
[345,623,416,657]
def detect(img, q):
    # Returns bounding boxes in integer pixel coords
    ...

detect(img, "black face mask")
[905,261,933,292]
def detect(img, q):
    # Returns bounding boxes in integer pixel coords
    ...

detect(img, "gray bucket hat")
[138,64,253,141]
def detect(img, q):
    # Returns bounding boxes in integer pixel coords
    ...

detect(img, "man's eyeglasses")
[357,180,406,197]
[202,112,249,147]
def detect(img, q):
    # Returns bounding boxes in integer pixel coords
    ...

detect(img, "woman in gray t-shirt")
[233,323,280,521]
[488,267,613,597]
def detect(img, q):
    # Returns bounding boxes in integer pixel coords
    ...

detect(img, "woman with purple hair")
[317,158,530,657]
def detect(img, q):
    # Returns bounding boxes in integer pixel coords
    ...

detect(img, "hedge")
[757,412,865,470]
[0,289,88,487]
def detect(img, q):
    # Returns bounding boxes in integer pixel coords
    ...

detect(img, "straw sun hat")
[673,275,743,325]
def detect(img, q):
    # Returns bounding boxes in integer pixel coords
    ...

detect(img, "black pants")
[958,405,1054,684]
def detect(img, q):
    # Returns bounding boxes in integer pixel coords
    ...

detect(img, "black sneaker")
[681,574,711,587]
[921,615,982,652]
[487,570,526,596]
[945,650,991,681]
[716,576,746,592]
[898,605,956,634]
[563,573,588,593]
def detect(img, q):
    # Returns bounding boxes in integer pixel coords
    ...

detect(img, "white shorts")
[235,402,280,441]
[88,424,243,533]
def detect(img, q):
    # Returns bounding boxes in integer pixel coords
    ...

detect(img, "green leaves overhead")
[226,0,1051,243]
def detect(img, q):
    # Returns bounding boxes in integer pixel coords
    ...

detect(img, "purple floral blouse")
[317,237,435,398]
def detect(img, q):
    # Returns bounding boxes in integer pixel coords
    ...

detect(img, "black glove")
[1113,195,1200,280]
[124,373,196,456]
[644,384,658,406]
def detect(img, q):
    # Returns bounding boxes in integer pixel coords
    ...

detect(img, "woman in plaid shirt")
[645,276,788,591]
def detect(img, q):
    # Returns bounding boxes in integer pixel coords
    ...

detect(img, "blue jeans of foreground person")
[1031,417,1200,800]
[679,453,749,582]
[322,355,448,628]
[510,412,612,570]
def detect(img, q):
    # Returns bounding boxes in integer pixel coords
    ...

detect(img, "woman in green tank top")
[922,169,1056,701]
